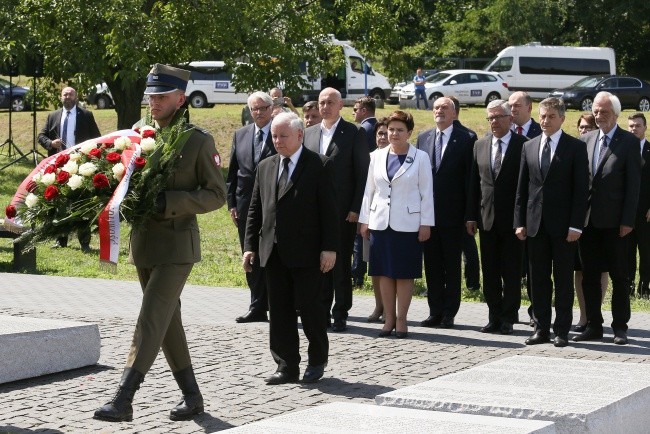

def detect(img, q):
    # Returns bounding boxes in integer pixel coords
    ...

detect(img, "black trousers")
[527,228,576,336]
[580,225,631,331]
[479,228,523,324]
[423,225,463,318]
[628,215,650,290]
[351,233,367,283]
[237,216,268,313]
[266,246,328,374]
[323,220,356,321]
[58,227,91,247]
[462,231,480,288]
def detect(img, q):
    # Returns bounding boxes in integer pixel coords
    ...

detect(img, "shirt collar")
[492,130,512,146]
[321,117,341,134]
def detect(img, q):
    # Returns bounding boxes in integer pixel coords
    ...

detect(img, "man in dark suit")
[38,86,101,252]
[227,91,276,323]
[514,97,589,347]
[509,91,542,138]
[243,112,339,385]
[303,87,369,332]
[575,92,642,345]
[417,97,475,328]
[466,100,525,335]
[627,112,650,297]
[448,95,480,292]
[351,96,377,287]
[94,64,227,422]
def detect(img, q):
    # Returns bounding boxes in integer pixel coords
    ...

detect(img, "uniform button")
[388,195,391,198]
[387,202,390,206]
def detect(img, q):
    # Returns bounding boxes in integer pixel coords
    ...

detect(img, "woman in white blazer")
[359,110,435,338]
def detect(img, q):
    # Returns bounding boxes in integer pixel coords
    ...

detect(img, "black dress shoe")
[613,329,628,345]
[480,322,500,333]
[420,315,442,327]
[572,324,587,333]
[572,326,603,342]
[331,319,347,332]
[378,327,394,338]
[500,322,514,335]
[395,331,408,339]
[440,316,454,329]
[554,335,569,347]
[301,363,326,383]
[265,371,298,385]
[525,331,550,345]
[236,310,268,323]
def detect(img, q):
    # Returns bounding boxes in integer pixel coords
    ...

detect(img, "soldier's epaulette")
[187,124,209,135]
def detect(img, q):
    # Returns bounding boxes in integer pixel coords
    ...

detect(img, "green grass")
[1,102,648,313]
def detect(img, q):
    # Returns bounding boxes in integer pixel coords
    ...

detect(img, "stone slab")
[376,355,650,434]
[0,315,100,384]
[224,402,556,433]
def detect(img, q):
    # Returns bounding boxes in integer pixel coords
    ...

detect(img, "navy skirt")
[368,226,423,279]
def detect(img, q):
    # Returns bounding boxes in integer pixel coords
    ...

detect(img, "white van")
[183,61,249,108]
[300,37,393,103]
[484,44,616,99]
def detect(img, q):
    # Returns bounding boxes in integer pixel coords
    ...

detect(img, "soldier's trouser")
[126,263,194,374]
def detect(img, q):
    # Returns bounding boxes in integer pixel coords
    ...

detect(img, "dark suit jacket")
[416,126,475,227]
[454,120,477,141]
[514,131,589,237]
[526,119,542,139]
[244,147,339,268]
[361,117,377,152]
[38,106,101,156]
[303,118,369,218]
[638,139,650,219]
[582,126,642,228]
[467,133,526,232]
[226,123,276,218]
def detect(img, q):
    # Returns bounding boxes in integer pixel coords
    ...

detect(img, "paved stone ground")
[0,272,648,433]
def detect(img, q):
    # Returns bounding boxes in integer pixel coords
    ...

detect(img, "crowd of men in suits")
[229,87,646,384]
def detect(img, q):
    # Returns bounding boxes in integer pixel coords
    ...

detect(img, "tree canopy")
[1,0,648,128]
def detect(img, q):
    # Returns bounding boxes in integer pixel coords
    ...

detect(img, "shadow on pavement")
[0,364,114,392]
[303,377,394,399]
[0,426,64,434]
[192,411,235,433]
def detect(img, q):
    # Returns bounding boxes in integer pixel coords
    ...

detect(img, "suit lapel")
[391,146,416,181]
[438,129,456,171]
[304,127,320,153]
[596,129,619,175]
[278,148,307,200]
[530,136,543,182]
[376,147,390,184]
[269,155,279,201]
[586,132,597,173]
[326,121,346,156]
[260,132,275,160]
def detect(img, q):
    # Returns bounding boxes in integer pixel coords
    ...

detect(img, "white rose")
[80,141,98,155]
[140,137,156,152]
[67,174,84,190]
[78,162,98,177]
[32,172,42,182]
[40,173,56,186]
[62,161,78,174]
[114,136,131,151]
[112,163,125,180]
[69,152,81,161]
[25,193,38,208]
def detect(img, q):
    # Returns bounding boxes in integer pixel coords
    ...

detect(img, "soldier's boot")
[170,365,204,420]
[93,368,145,422]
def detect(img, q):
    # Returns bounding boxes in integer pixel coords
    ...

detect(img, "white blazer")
[359,145,435,231]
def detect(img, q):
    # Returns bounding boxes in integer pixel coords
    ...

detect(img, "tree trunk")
[105,77,147,130]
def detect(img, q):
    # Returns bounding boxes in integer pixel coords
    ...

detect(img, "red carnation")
[106,152,121,164]
[55,153,70,167]
[26,180,38,192]
[134,156,146,169]
[93,173,110,189]
[89,148,102,159]
[141,129,155,138]
[102,142,114,149]
[44,185,59,201]
[133,127,140,134]
[44,164,57,174]
[56,171,71,184]
[5,205,16,219]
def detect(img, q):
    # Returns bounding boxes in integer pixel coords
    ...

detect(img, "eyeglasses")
[251,105,271,112]
[486,114,509,122]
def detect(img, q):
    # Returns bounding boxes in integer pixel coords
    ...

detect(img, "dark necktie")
[493,139,503,177]
[254,129,264,163]
[516,125,523,136]
[596,135,608,170]
[434,131,443,171]
[540,137,551,178]
[277,157,290,196]
[61,110,71,149]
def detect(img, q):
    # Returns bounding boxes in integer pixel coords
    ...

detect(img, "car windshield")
[0,78,11,87]
[570,76,606,88]
[426,73,451,84]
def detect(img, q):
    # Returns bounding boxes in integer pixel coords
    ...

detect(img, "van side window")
[519,57,610,76]
[349,56,368,74]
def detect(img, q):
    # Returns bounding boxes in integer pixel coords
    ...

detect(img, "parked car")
[0,78,30,111]
[398,69,510,106]
[84,83,149,109]
[549,75,650,112]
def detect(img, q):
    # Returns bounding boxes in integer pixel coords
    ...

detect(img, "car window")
[600,78,617,88]
[468,74,481,83]
[349,56,367,74]
[618,78,641,88]
[426,72,450,83]
[480,74,497,82]
[450,74,469,85]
